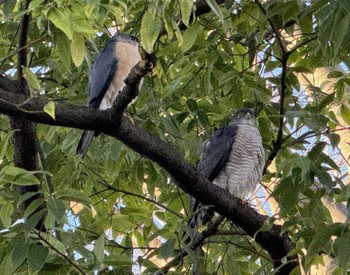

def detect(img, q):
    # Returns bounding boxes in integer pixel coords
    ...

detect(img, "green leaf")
[47,8,73,40]
[159,239,175,259]
[11,237,30,270]
[104,253,132,266]
[44,101,56,120]
[0,254,15,274]
[205,0,224,25]
[163,16,174,40]
[307,142,327,163]
[23,67,40,91]
[186,99,198,114]
[141,8,161,53]
[307,223,343,266]
[94,234,105,262]
[56,189,91,206]
[0,130,17,162]
[27,244,48,272]
[273,177,299,216]
[112,215,134,232]
[332,9,349,58]
[317,93,334,111]
[24,198,45,218]
[3,0,16,15]
[56,31,71,70]
[172,19,183,47]
[24,210,46,230]
[70,34,85,67]
[1,166,40,186]
[314,168,333,191]
[334,231,350,270]
[0,202,13,228]
[335,80,345,102]
[162,115,181,136]
[40,233,67,255]
[318,6,350,58]
[180,0,193,27]
[327,70,344,78]
[329,133,340,149]
[197,110,210,131]
[181,24,199,52]
[47,198,66,223]
[340,104,350,125]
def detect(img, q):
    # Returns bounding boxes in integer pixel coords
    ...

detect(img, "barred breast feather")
[213,124,265,198]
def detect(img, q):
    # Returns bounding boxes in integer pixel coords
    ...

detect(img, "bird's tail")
[182,200,214,244]
[188,205,214,229]
[76,130,95,158]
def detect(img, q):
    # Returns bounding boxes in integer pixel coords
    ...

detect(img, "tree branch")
[255,0,286,54]
[112,57,155,118]
[38,233,87,274]
[0,78,296,273]
[93,175,184,218]
[158,216,225,274]
[9,0,46,231]
[17,0,31,82]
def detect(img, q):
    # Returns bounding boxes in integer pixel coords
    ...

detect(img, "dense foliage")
[0,0,350,273]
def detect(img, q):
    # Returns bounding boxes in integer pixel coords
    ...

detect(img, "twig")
[288,35,317,55]
[255,0,286,53]
[81,163,183,218]
[158,216,225,274]
[0,37,45,66]
[38,233,87,274]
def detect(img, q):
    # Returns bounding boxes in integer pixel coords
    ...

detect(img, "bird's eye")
[237,113,243,118]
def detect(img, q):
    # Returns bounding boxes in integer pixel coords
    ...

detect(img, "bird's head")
[231,108,257,127]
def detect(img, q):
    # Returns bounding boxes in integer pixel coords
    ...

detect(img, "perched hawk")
[189,108,265,229]
[77,33,142,157]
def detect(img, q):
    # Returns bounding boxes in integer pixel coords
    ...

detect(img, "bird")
[188,107,265,230]
[76,33,142,158]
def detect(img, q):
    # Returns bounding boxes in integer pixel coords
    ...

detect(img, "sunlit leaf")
[205,0,224,25]
[47,8,73,40]
[181,24,199,52]
[70,34,85,67]
[141,7,161,53]
[180,0,193,27]
[44,101,56,120]
[0,202,13,228]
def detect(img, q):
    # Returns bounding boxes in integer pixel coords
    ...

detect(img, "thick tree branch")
[17,0,31,82]
[0,1,298,270]
[0,73,20,92]
[0,80,296,274]
[112,57,155,118]
[10,0,46,231]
